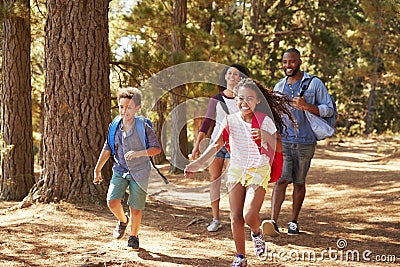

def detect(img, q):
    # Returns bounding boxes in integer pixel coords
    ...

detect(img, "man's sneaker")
[230,254,247,267]
[251,231,265,258]
[128,235,139,251]
[207,219,222,232]
[262,219,280,237]
[288,221,300,235]
[113,215,129,239]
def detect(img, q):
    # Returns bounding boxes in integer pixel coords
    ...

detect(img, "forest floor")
[1,136,400,267]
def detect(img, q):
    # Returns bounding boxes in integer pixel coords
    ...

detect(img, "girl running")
[185,78,294,266]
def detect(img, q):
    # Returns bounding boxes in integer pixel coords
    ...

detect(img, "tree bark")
[170,0,188,174]
[247,0,261,58]
[1,0,34,200]
[30,0,111,203]
[153,99,167,164]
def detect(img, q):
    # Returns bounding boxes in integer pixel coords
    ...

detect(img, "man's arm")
[292,97,320,116]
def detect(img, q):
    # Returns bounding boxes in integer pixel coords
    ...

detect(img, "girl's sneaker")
[230,255,247,267]
[251,231,266,258]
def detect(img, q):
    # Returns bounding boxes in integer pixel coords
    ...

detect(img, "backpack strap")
[135,116,152,149]
[215,93,230,114]
[252,111,283,183]
[299,76,316,97]
[107,115,122,156]
[221,114,231,152]
[251,111,269,156]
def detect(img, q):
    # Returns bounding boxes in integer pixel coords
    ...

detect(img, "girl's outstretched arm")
[184,136,224,178]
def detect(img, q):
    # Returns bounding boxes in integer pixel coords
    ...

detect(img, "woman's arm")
[191,131,207,159]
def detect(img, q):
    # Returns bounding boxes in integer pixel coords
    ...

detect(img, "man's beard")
[284,64,300,77]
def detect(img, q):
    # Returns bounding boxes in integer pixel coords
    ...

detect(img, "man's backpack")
[300,76,338,128]
[107,115,169,184]
[221,111,283,183]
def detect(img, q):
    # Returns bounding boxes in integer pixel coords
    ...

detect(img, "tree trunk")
[365,31,381,135]
[170,0,188,174]
[153,99,167,164]
[0,0,34,200]
[247,0,261,58]
[270,0,286,81]
[30,0,111,203]
[365,75,376,135]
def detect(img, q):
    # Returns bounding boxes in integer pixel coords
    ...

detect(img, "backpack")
[221,111,283,183]
[300,76,338,128]
[107,115,152,156]
[107,115,169,184]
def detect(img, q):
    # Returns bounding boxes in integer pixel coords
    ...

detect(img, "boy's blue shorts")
[107,172,148,210]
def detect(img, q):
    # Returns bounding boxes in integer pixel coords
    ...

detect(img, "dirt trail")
[1,137,399,267]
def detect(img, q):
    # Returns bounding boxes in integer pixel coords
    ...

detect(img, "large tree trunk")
[365,41,381,135]
[0,0,34,200]
[247,0,261,58]
[30,0,111,203]
[170,0,188,174]
[153,99,167,164]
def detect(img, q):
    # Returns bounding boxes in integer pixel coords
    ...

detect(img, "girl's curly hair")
[234,78,296,135]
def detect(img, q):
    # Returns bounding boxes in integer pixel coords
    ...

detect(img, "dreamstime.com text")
[260,239,397,263]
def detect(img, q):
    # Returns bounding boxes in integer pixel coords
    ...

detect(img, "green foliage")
[0,0,29,21]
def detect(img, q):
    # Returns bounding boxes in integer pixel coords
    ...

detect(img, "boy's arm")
[124,123,162,160]
[93,149,111,184]
[124,147,161,160]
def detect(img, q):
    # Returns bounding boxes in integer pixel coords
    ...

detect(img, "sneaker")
[207,219,222,232]
[230,254,247,267]
[113,215,129,239]
[262,219,280,237]
[288,221,299,235]
[251,231,265,258]
[127,235,139,251]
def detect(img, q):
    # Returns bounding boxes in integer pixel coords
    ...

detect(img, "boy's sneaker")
[128,235,139,251]
[251,231,265,258]
[207,219,222,232]
[230,254,247,267]
[288,221,300,235]
[262,219,280,237]
[113,215,129,239]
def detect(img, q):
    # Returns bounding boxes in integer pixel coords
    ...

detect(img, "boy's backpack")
[300,76,338,128]
[107,115,152,156]
[107,115,169,184]
[221,111,283,183]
